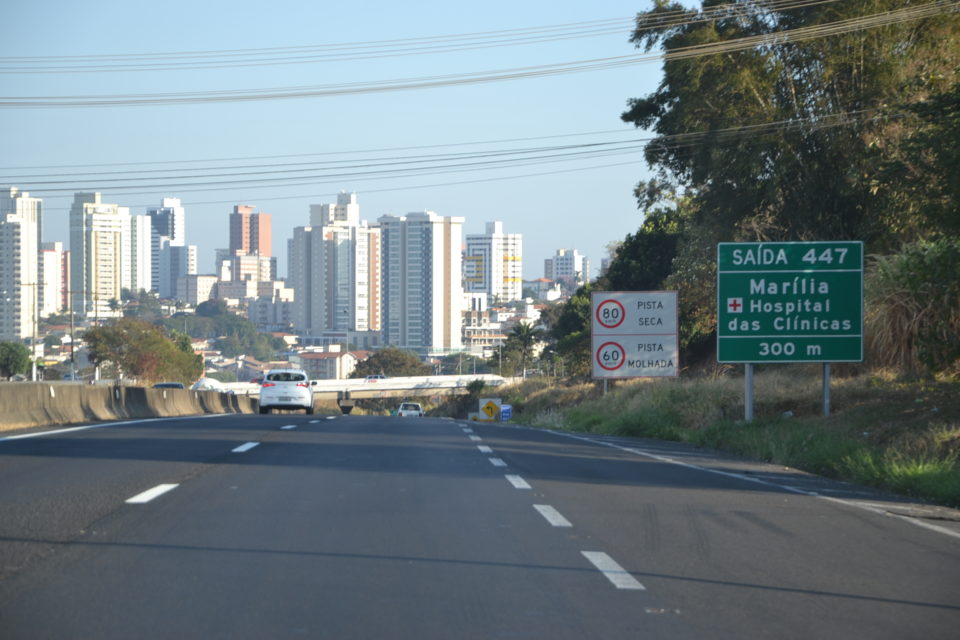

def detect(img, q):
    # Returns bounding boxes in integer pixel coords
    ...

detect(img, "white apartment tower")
[378,211,463,355]
[0,187,41,341]
[289,192,380,335]
[69,192,150,318]
[147,197,197,299]
[39,241,66,317]
[544,248,590,286]
[463,221,523,304]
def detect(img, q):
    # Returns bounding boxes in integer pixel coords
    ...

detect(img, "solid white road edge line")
[505,474,531,489]
[232,442,260,453]
[581,551,646,590]
[0,414,227,442]
[534,504,573,527]
[126,484,179,504]
[552,430,960,542]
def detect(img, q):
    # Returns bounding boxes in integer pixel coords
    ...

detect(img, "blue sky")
[1,0,664,280]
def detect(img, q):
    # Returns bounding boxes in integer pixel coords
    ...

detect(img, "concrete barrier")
[0,382,257,432]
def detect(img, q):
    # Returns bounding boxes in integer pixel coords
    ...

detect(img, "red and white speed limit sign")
[595,299,626,329]
[595,341,626,371]
[591,291,679,379]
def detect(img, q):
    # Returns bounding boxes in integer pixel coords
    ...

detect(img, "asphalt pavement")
[0,413,957,639]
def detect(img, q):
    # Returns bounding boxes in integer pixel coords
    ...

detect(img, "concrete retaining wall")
[0,383,257,432]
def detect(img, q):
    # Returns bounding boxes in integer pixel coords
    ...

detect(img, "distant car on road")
[153,382,185,389]
[365,374,387,382]
[258,368,316,415]
[396,402,424,417]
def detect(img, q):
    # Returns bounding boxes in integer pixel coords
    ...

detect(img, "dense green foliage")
[542,1,959,375]
[83,318,203,383]
[350,347,433,378]
[0,342,32,378]
[164,300,286,361]
[865,238,960,376]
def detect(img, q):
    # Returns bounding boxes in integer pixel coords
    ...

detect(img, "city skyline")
[0,1,657,284]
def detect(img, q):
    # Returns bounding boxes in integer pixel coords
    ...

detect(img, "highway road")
[0,413,958,639]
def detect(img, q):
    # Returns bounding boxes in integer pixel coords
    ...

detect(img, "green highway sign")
[717,241,863,363]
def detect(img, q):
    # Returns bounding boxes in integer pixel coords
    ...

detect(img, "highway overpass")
[221,373,510,401]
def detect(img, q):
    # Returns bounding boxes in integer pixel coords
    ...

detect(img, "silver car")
[258,369,315,414]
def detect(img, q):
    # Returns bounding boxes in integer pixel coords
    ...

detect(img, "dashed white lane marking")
[463,428,474,433]
[308,420,321,424]
[325,416,337,420]
[534,504,573,527]
[469,435,482,442]
[489,458,507,467]
[581,551,645,590]
[477,445,493,454]
[505,474,531,489]
[126,484,179,504]
[232,442,260,453]
[281,424,297,430]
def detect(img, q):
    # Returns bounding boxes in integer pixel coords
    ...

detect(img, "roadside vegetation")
[492,371,959,508]
[495,5,960,510]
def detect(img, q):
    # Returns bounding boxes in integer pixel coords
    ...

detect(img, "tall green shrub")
[866,239,960,376]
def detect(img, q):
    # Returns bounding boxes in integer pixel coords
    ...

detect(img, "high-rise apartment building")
[289,192,380,335]
[229,204,272,257]
[129,214,153,294]
[39,241,66,317]
[148,197,197,299]
[378,211,463,355]
[0,187,41,341]
[544,248,590,286]
[69,192,150,319]
[220,205,275,284]
[463,221,523,304]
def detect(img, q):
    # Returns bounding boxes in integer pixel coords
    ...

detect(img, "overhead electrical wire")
[0,0,840,74]
[3,0,949,107]
[2,107,897,197]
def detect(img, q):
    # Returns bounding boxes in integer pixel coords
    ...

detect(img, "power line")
[0,128,638,176]
[0,1,838,73]
[3,1,946,108]
[4,108,897,198]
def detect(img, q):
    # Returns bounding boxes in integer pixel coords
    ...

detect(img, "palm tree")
[509,322,542,379]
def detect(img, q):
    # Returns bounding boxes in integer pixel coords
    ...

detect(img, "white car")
[396,402,424,417]
[258,369,315,414]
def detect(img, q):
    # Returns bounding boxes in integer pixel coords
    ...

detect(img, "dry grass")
[501,369,960,506]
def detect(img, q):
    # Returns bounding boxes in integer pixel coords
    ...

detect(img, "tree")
[504,322,544,378]
[350,347,433,378]
[603,203,687,292]
[83,318,202,383]
[618,1,959,367]
[881,82,960,239]
[0,342,31,378]
[622,0,959,247]
[545,284,595,377]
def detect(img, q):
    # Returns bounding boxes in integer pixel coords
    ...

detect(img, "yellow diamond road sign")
[482,401,499,418]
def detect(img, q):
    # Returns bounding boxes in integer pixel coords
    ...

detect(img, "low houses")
[291,351,359,380]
